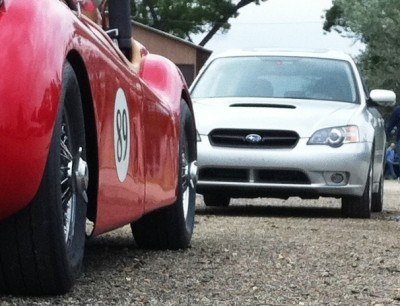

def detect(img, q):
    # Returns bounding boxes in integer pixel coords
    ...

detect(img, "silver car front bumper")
[197,137,372,198]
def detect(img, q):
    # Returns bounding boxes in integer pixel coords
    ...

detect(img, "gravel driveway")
[1,181,400,305]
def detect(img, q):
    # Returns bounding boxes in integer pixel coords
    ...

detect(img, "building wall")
[134,27,197,65]
[133,24,211,86]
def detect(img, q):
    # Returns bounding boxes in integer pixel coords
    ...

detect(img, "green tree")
[324,0,400,111]
[131,0,266,46]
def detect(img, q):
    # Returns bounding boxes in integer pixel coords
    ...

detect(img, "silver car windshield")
[191,56,358,103]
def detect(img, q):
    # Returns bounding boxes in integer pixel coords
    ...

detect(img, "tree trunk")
[199,0,261,46]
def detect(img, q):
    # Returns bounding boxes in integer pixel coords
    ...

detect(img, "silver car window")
[191,56,358,103]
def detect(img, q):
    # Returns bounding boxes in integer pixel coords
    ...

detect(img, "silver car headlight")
[308,125,359,147]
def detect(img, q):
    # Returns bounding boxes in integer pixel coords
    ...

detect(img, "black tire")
[203,194,231,207]
[341,162,372,219]
[371,169,384,212]
[0,62,87,295]
[131,100,196,250]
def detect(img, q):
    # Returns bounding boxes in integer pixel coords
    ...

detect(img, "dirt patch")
[1,181,400,304]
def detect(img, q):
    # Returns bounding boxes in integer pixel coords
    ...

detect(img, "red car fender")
[0,0,75,219]
[139,54,189,114]
[139,54,194,214]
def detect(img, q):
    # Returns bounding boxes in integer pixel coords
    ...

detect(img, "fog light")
[331,173,344,184]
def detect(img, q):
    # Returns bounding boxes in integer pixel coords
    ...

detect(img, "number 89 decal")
[114,88,130,182]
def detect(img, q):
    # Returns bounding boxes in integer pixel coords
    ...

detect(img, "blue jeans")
[386,162,397,179]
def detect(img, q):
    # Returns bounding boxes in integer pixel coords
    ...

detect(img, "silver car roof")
[209,49,355,63]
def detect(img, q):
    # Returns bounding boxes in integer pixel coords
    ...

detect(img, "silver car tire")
[371,168,384,212]
[341,162,372,219]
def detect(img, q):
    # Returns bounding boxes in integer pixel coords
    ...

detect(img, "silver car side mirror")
[369,89,396,107]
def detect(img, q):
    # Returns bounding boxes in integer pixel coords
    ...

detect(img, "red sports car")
[0,0,197,295]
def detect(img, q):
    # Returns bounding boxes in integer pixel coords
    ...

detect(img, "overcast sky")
[193,0,364,56]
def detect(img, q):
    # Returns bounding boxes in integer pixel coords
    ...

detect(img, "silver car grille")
[209,129,299,148]
[199,168,311,185]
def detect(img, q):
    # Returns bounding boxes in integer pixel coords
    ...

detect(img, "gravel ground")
[1,181,400,305]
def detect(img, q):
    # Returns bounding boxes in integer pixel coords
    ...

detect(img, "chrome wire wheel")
[181,148,190,221]
[60,114,76,245]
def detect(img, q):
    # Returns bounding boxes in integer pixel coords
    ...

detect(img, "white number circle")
[114,88,130,182]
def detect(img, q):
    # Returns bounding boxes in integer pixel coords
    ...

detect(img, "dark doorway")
[177,64,195,86]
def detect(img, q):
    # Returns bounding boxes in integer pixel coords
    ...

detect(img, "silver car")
[190,50,396,218]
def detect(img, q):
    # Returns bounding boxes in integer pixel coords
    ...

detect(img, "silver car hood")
[193,97,361,138]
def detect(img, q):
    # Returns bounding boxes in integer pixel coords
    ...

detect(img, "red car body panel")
[0,0,192,236]
[0,0,66,218]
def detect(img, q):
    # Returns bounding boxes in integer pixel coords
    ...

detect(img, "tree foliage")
[131,0,266,46]
[324,0,400,112]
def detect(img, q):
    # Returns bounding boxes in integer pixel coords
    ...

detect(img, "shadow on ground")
[196,204,400,221]
[196,205,343,219]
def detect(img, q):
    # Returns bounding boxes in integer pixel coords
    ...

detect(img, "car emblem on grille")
[245,134,262,143]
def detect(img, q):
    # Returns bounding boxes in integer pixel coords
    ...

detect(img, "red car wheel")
[131,100,197,250]
[0,62,88,295]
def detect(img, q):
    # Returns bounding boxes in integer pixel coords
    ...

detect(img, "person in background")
[386,143,397,179]
[386,105,400,155]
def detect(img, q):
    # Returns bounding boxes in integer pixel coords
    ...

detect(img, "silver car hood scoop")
[230,103,296,109]
[194,97,359,137]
